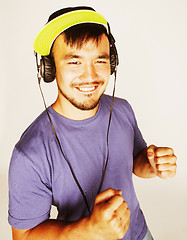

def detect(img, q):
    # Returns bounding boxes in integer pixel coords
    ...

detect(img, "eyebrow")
[64,54,81,60]
[64,53,110,60]
[98,54,110,59]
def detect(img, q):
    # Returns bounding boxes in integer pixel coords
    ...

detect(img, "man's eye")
[96,60,107,64]
[68,61,80,65]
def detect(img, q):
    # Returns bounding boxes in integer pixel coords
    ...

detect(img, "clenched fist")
[147,145,177,179]
[89,188,130,240]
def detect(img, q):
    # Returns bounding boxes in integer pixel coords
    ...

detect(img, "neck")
[52,97,99,120]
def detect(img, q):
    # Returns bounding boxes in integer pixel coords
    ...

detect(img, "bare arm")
[12,218,92,240]
[12,188,130,240]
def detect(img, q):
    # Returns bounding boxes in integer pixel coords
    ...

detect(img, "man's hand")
[12,189,130,240]
[147,145,177,179]
[89,188,130,240]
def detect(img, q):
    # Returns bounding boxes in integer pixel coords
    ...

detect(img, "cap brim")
[34,10,108,56]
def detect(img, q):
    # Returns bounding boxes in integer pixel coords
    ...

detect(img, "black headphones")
[38,31,118,83]
[35,6,119,83]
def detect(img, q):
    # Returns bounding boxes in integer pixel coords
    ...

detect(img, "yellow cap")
[34,10,108,56]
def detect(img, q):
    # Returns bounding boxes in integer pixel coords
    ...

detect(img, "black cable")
[38,81,91,214]
[35,52,117,214]
[97,70,117,194]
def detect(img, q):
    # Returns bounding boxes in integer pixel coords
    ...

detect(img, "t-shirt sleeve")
[124,100,147,157]
[8,147,52,230]
[133,120,147,157]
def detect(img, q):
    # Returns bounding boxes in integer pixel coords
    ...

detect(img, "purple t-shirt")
[9,94,147,239]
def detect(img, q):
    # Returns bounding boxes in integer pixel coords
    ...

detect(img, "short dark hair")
[62,23,109,48]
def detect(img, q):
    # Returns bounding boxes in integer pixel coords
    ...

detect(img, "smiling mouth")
[75,85,98,93]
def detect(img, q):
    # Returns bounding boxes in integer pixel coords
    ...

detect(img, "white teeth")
[78,86,95,92]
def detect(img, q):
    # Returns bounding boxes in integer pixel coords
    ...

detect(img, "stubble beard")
[57,83,105,111]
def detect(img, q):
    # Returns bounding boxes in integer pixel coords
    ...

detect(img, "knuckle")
[113,194,123,203]
[154,148,159,155]
[149,144,156,149]
[107,188,116,195]
[125,208,131,220]
[122,201,128,209]
[156,164,161,171]
[154,157,159,164]
[118,231,125,239]
[95,194,99,201]
[155,147,162,156]
[173,155,177,162]
[118,195,124,201]
[160,172,166,179]
[171,164,177,171]
[169,148,174,155]
[127,208,131,216]
[108,188,115,193]
[117,195,124,205]
[113,222,125,239]
[159,171,166,178]
[102,208,111,221]
[125,218,130,229]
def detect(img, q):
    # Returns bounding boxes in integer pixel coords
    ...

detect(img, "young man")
[8,6,177,240]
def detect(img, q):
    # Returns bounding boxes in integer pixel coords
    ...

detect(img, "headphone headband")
[34,10,109,56]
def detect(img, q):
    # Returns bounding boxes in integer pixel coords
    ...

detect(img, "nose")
[80,63,98,82]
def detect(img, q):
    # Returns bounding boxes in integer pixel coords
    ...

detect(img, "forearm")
[12,217,95,240]
[12,189,131,240]
[133,147,156,178]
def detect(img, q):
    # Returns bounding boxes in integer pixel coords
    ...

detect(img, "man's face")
[52,33,111,113]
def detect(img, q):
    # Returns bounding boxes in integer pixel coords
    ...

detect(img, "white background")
[1,0,187,239]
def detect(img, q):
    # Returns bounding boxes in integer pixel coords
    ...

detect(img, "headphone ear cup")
[42,56,56,83]
[110,45,117,75]
[39,58,45,79]
[109,34,119,75]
